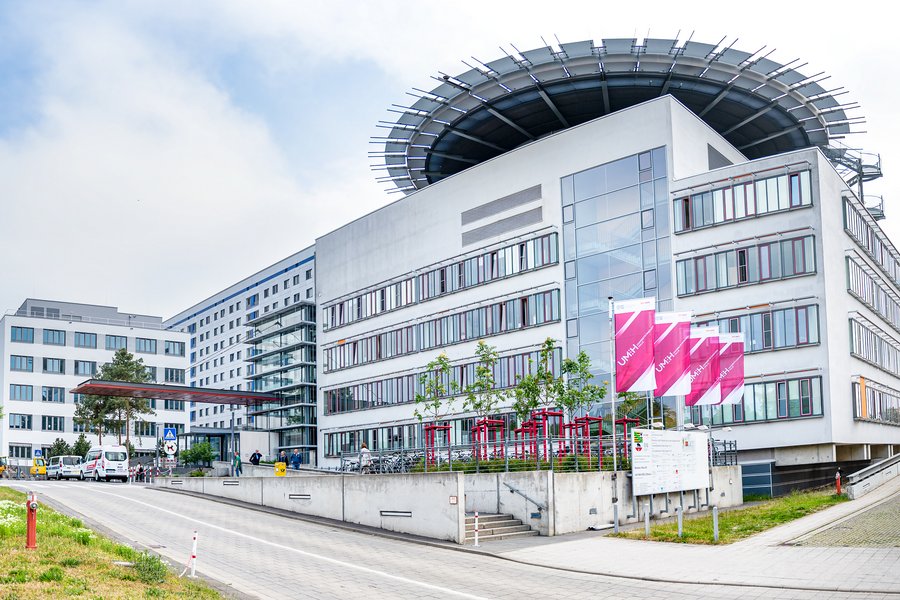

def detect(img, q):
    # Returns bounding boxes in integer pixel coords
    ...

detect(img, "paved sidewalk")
[471,478,900,594]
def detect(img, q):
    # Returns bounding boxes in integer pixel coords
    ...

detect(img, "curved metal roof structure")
[373,37,863,194]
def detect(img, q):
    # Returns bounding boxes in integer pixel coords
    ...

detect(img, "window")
[9,444,32,459]
[11,326,34,343]
[247,294,259,307]
[133,421,156,437]
[43,358,65,374]
[10,355,33,372]
[106,335,127,350]
[306,269,313,280]
[9,414,33,430]
[10,384,33,401]
[42,386,65,402]
[688,376,823,427]
[844,198,900,288]
[306,288,313,299]
[164,400,185,411]
[43,329,66,345]
[135,338,157,354]
[164,340,185,356]
[164,368,185,384]
[42,416,64,432]
[74,332,97,348]
[74,360,97,376]
[145,366,157,381]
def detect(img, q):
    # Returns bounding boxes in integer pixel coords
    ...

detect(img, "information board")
[631,429,709,496]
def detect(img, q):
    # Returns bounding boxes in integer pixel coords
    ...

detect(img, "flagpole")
[608,295,617,472]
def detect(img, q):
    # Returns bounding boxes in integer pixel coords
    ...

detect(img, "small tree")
[99,348,155,449]
[413,353,459,424]
[72,434,91,458]
[512,338,564,422]
[47,438,73,459]
[558,351,607,423]
[181,442,215,468]
[74,395,117,444]
[463,341,505,420]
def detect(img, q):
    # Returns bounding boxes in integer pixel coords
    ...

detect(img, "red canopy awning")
[69,379,278,406]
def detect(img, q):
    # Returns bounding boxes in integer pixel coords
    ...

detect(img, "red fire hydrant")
[835,470,842,495]
[25,491,38,550]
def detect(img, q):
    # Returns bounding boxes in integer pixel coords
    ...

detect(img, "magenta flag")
[717,332,745,405]
[685,326,721,407]
[614,297,656,393]
[653,312,692,397]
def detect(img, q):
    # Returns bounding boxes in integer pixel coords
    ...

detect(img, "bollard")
[712,506,719,543]
[25,491,38,550]
[643,501,650,538]
[180,530,199,578]
[835,470,842,495]
[613,504,619,534]
[474,511,480,548]
[677,506,683,538]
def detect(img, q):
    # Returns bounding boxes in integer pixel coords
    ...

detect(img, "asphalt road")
[2,480,893,600]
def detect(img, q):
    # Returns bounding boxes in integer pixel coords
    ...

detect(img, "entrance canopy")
[70,379,277,406]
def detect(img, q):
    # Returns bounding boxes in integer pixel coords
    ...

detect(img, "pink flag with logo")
[614,297,656,393]
[653,312,692,397]
[685,326,721,407]
[717,332,745,405]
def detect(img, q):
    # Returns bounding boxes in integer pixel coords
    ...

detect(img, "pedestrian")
[249,450,262,466]
[290,449,302,470]
[359,442,372,474]
[232,452,243,477]
[137,463,145,483]
[278,450,288,466]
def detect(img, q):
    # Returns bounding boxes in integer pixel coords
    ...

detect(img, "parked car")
[48,455,83,480]
[80,445,129,482]
[30,457,47,479]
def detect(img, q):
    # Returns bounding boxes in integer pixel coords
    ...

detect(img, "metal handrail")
[503,482,548,511]
[847,453,900,485]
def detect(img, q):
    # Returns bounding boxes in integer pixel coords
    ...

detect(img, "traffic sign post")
[163,428,177,442]
[33,450,42,458]
[164,441,178,456]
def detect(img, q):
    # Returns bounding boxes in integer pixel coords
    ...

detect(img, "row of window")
[852,379,900,426]
[676,236,815,296]
[846,257,900,335]
[323,234,558,331]
[322,290,561,372]
[844,199,900,289]
[9,414,67,431]
[689,376,824,427]
[8,354,184,382]
[849,317,900,378]
[697,305,820,353]
[674,170,812,233]
[9,328,185,355]
[323,347,561,415]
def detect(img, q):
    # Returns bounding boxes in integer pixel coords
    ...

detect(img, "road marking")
[80,487,490,600]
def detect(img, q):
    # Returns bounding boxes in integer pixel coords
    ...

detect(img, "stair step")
[465,519,523,531]
[469,524,532,536]
[464,513,515,524]
[464,530,539,543]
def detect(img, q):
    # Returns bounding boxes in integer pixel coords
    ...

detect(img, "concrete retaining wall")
[156,472,465,543]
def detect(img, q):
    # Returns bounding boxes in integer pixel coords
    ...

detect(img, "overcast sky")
[0,1,897,319]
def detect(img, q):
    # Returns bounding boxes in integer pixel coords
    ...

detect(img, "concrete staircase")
[464,513,538,543]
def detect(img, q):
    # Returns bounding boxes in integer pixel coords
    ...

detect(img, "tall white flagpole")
[608,296,618,472]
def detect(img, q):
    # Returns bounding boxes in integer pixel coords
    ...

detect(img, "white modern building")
[313,37,899,491]
[0,299,190,461]
[164,246,316,461]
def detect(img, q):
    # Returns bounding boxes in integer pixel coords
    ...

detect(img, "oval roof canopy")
[70,379,278,406]
[374,37,861,194]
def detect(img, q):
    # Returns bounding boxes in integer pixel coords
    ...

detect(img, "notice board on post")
[631,429,709,496]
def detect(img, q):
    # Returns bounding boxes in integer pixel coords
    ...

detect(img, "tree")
[74,394,117,444]
[180,442,215,467]
[512,338,564,422]
[463,341,506,419]
[413,353,460,424]
[98,348,155,449]
[558,351,607,423]
[72,434,91,458]
[47,438,73,459]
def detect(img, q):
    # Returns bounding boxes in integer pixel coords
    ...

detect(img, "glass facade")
[690,376,823,426]
[853,378,900,426]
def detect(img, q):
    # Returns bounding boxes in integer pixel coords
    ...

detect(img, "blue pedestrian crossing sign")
[34,449,42,457]
[163,427,177,442]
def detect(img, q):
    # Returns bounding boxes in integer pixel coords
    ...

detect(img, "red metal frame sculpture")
[472,418,505,460]
[423,422,451,465]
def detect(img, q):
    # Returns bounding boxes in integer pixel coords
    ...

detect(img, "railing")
[6,309,165,330]
[710,439,739,466]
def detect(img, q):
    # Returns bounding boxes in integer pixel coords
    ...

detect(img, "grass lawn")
[613,489,848,545]
[0,486,220,599]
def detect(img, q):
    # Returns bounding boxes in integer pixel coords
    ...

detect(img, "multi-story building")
[314,37,900,489]
[0,299,190,461]
[164,247,315,460]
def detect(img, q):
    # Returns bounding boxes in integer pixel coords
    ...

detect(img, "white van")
[80,445,129,482]
[48,455,82,480]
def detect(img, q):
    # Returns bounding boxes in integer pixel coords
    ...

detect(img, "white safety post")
[644,501,650,537]
[712,506,719,543]
[677,506,683,538]
[180,530,198,578]
[474,511,480,547]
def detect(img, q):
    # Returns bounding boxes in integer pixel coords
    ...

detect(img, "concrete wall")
[156,472,466,543]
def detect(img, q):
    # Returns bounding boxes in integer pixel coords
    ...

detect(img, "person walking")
[232,452,243,477]
[290,449,302,470]
[278,450,288,466]
[249,450,262,466]
[137,463,145,483]
[359,442,372,474]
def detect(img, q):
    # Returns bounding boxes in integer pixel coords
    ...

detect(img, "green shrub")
[189,469,206,478]
[59,557,81,568]
[38,566,64,582]
[133,552,168,584]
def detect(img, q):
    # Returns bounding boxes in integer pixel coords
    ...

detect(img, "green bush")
[59,557,81,568]
[189,469,206,478]
[133,552,168,584]
[38,566,64,582]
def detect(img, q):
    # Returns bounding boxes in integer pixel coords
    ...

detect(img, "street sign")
[163,427,177,442]
[34,449,42,457]
[164,441,178,456]
[164,457,176,467]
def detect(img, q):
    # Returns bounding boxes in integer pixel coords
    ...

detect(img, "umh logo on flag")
[686,326,721,407]
[653,312,692,397]
[614,297,656,393]
[717,332,745,405]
